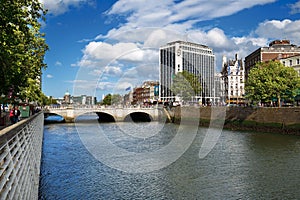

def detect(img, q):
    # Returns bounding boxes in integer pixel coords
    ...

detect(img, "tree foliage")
[171,71,202,101]
[245,60,300,106]
[111,94,123,105]
[102,94,112,105]
[0,0,48,103]
[101,94,123,105]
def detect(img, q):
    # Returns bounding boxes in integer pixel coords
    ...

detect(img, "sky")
[40,0,300,100]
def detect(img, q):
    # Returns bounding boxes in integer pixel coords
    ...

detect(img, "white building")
[221,54,245,104]
[159,40,216,105]
[279,54,300,75]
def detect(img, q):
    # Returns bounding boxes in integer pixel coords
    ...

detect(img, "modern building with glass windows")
[159,40,216,105]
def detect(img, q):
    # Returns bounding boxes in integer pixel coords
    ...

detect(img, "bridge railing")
[45,104,162,110]
[0,112,44,200]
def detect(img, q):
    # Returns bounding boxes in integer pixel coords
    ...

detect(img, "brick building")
[132,81,159,105]
[244,40,300,79]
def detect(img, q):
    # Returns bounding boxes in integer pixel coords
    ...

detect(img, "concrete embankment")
[171,106,300,135]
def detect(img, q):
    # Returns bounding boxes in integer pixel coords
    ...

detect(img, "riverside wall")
[172,107,300,135]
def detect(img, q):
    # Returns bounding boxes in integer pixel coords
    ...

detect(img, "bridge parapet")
[0,112,44,199]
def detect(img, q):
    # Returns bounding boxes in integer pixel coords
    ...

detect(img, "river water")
[39,114,300,199]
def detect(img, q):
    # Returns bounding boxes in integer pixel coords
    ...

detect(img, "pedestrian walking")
[9,107,15,124]
[14,106,21,122]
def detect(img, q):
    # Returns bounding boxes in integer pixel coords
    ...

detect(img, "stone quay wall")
[172,107,300,135]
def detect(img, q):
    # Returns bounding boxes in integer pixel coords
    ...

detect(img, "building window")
[283,61,285,66]
[290,60,293,66]
[297,59,300,65]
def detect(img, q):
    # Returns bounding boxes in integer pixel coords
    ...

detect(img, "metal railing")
[0,112,44,200]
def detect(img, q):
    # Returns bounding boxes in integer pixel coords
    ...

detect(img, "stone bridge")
[44,106,164,123]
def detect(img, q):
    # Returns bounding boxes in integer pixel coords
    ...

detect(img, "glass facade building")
[159,41,216,104]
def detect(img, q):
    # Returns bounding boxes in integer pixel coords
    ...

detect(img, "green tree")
[245,60,300,107]
[39,94,57,106]
[0,0,48,103]
[171,71,202,101]
[102,94,112,105]
[102,94,123,105]
[111,94,123,105]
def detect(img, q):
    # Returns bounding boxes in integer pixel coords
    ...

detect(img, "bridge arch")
[124,112,153,122]
[96,112,115,122]
[44,112,65,123]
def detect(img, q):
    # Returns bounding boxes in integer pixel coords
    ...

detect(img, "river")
[39,113,300,199]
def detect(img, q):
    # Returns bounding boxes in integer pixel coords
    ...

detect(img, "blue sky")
[41,0,300,100]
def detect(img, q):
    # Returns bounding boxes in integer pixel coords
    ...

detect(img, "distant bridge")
[44,106,165,123]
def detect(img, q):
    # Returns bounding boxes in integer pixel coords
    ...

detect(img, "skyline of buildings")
[53,39,300,106]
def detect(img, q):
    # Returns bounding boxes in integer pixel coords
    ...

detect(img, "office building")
[159,40,216,104]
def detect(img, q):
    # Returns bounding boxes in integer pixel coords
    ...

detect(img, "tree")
[0,0,48,103]
[111,94,123,105]
[102,94,112,105]
[171,71,202,101]
[102,94,123,105]
[245,60,300,107]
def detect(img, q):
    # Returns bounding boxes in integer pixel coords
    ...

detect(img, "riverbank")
[171,107,300,135]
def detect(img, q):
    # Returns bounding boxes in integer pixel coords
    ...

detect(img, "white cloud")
[96,81,115,90]
[82,42,141,61]
[188,28,236,52]
[103,66,123,76]
[106,0,276,32]
[46,74,53,78]
[75,0,294,94]
[289,1,300,14]
[172,0,276,21]
[40,0,93,15]
[255,19,300,44]
[114,81,133,92]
